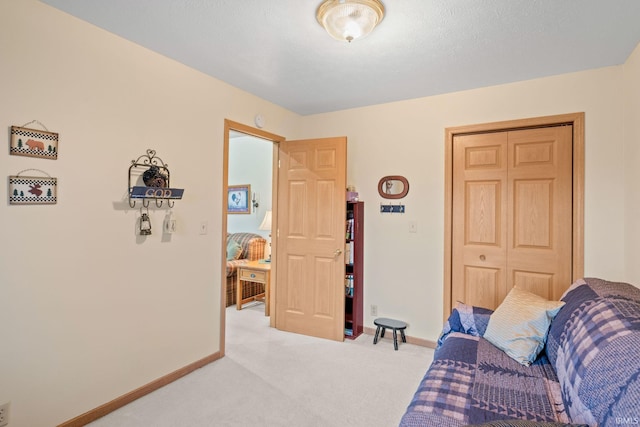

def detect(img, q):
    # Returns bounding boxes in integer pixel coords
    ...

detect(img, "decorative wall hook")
[380,203,405,214]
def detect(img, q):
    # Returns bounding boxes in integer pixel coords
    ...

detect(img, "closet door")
[451,126,573,309]
[506,127,573,301]
[452,132,509,309]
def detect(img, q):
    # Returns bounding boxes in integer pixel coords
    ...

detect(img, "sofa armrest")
[245,237,266,261]
[228,232,266,261]
[226,259,249,277]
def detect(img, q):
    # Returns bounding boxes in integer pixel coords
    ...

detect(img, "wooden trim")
[571,114,585,281]
[58,352,221,427]
[443,113,585,322]
[222,119,285,347]
[444,112,584,135]
[443,127,454,323]
[221,120,230,356]
[363,327,437,349]
[225,119,285,143]
[269,142,279,328]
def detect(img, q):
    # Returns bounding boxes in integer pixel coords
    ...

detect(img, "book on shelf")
[345,217,354,240]
[344,274,354,296]
[345,241,354,265]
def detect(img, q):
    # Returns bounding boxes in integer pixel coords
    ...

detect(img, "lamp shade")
[316,0,385,43]
[259,210,272,231]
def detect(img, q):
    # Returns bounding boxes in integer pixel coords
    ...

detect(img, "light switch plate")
[199,221,208,235]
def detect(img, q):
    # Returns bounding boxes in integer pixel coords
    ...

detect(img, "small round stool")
[373,317,407,350]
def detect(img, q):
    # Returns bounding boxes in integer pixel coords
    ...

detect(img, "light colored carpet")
[89,303,434,426]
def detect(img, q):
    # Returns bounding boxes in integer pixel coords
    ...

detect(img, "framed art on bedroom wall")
[228,184,251,214]
[10,124,59,160]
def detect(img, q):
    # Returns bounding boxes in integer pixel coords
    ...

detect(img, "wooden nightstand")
[236,260,271,316]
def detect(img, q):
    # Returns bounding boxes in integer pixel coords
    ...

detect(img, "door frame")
[443,112,585,320]
[220,119,284,356]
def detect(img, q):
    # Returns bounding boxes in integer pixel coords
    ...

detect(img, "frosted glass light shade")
[317,0,385,43]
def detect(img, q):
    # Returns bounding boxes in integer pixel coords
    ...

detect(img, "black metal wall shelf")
[128,149,184,208]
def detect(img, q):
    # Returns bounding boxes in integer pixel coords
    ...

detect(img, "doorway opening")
[220,119,284,356]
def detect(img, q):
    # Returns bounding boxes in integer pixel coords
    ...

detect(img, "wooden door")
[451,126,573,309]
[507,127,573,300]
[452,132,509,309]
[275,137,347,341]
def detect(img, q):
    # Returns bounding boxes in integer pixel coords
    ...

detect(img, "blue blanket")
[400,332,567,427]
[399,279,640,427]
[545,278,640,426]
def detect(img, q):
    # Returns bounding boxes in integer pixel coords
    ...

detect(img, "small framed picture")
[10,125,59,160]
[227,184,251,214]
[9,175,58,205]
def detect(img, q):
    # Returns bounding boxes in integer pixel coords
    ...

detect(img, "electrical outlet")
[0,401,10,427]
[371,304,378,316]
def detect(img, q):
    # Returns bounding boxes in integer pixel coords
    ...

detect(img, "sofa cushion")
[545,278,640,426]
[226,238,243,261]
[484,287,565,366]
[437,302,493,348]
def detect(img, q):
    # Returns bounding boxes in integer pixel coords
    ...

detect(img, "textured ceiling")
[40,0,640,115]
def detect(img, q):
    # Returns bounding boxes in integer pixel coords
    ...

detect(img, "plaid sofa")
[400,278,640,427]
[226,232,266,307]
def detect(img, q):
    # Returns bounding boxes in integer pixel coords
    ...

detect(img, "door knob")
[334,249,343,257]
[479,255,486,261]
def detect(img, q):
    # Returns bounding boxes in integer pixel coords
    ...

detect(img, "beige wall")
[2,1,639,425]
[298,62,633,341]
[0,1,298,426]
[624,43,640,284]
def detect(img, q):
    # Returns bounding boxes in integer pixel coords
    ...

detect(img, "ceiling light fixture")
[316,0,385,43]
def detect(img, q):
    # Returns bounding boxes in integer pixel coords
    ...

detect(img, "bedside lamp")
[259,210,272,262]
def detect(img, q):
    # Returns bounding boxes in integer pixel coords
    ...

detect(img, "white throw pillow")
[484,287,565,366]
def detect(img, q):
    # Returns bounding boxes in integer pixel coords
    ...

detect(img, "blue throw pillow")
[437,302,493,348]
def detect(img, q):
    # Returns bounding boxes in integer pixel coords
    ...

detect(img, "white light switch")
[409,221,417,233]
[200,221,208,235]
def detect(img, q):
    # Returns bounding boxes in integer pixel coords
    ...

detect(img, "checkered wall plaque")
[10,125,59,160]
[9,175,58,205]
